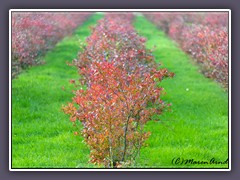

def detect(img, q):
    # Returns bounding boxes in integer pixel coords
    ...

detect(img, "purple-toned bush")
[11,12,91,78]
[144,12,229,89]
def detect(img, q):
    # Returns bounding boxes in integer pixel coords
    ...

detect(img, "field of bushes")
[11,12,229,169]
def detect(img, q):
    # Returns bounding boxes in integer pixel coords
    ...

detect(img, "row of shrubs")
[144,12,229,89]
[11,12,91,78]
[63,13,174,168]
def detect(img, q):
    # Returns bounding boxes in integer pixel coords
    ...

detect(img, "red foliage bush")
[11,12,91,78]
[144,12,229,89]
[63,13,174,168]
[181,25,228,87]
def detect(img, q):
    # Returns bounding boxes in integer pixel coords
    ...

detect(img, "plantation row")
[62,13,174,168]
[144,12,229,89]
[11,12,91,78]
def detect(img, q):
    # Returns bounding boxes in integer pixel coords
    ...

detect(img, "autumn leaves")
[63,13,174,168]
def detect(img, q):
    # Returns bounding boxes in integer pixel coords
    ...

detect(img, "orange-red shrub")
[63,13,174,168]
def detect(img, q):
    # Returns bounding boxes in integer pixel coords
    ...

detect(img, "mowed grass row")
[12,14,103,168]
[134,16,229,168]
[12,14,229,169]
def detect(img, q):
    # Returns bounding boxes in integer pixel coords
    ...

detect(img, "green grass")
[12,14,103,168]
[12,14,229,169]
[133,16,229,168]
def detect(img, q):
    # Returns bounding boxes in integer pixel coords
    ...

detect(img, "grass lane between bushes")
[133,15,228,168]
[12,14,103,168]
[12,14,229,169]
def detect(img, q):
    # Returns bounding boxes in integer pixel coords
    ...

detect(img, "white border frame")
[9,9,231,172]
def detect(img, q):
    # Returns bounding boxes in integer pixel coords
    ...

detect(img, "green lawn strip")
[12,14,103,168]
[133,16,228,168]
